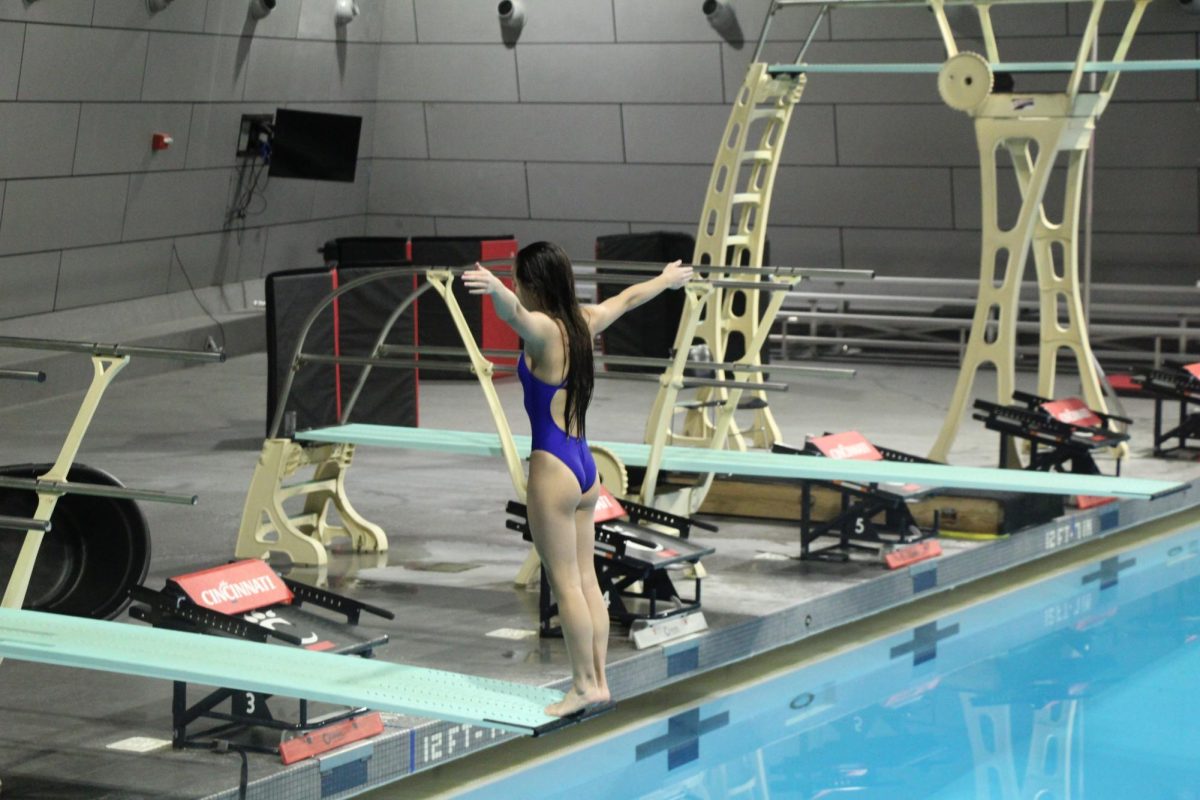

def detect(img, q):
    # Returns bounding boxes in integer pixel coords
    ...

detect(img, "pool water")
[462,526,1200,800]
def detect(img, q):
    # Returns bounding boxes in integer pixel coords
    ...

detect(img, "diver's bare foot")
[544,686,610,718]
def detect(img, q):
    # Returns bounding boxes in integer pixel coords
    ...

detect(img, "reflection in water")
[728,573,1198,800]
[464,542,1200,800]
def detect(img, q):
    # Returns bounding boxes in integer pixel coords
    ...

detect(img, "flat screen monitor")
[268,109,362,183]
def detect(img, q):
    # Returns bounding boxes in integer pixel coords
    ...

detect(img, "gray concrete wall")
[0,0,1196,327]
[370,0,1200,286]
[0,0,377,323]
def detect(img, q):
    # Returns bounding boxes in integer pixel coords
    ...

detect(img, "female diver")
[463,242,692,717]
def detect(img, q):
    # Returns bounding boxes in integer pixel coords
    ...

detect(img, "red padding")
[811,431,883,461]
[1075,495,1116,510]
[278,712,384,765]
[1041,397,1102,429]
[594,484,626,523]
[884,540,942,570]
[170,559,293,614]
[1106,374,1145,395]
[480,239,520,372]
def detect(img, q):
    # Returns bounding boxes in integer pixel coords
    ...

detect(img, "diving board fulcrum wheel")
[938,52,993,112]
[589,444,628,498]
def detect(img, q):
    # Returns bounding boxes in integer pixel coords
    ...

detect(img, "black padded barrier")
[595,232,693,372]
[265,255,418,436]
[0,462,150,620]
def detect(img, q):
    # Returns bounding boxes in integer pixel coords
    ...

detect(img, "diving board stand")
[771,431,940,564]
[973,390,1131,475]
[642,59,804,460]
[918,0,1155,462]
[505,487,717,649]
[1130,362,1200,457]
[0,607,599,737]
[128,559,396,755]
[604,8,873,512]
[635,46,873,516]
[237,266,527,569]
[756,0,1184,465]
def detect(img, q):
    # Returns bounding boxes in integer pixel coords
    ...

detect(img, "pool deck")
[0,350,1196,800]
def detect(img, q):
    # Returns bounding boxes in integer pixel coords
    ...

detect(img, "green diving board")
[766,60,1200,76]
[0,608,576,736]
[299,425,533,460]
[298,424,1188,501]
[772,0,1155,8]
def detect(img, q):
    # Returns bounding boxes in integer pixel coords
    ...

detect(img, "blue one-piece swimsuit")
[518,353,597,492]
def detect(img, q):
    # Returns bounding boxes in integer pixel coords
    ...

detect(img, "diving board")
[297,424,1187,501]
[771,0,1125,5]
[766,60,1200,75]
[746,0,1190,472]
[0,608,574,736]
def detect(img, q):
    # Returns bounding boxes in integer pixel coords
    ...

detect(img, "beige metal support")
[680,62,806,453]
[928,0,961,57]
[976,5,999,63]
[927,0,1149,463]
[638,274,802,513]
[237,268,528,569]
[1028,143,1123,437]
[639,283,716,510]
[234,439,385,568]
[637,62,806,473]
[425,270,527,502]
[1,355,128,613]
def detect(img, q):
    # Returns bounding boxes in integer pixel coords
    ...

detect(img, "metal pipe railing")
[377,344,855,379]
[0,369,45,382]
[299,353,477,374]
[0,515,50,532]
[573,258,874,283]
[0,476,197,506]
[0,336,224,363]
[596,372,789,392]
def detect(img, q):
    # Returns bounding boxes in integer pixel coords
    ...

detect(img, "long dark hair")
[515,241,594,439]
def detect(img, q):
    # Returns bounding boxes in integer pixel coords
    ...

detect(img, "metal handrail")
[377,343,856,379]
[0,515,50,532]
[777,309,1200,339]
[0,336,224,363]
[573,259,874,282]
[0,476,197,506]
[0,369,45,382]
[779,291,1200,319]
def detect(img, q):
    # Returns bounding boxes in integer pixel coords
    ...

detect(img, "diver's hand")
[462,263,503,296]
[661,260,693,290]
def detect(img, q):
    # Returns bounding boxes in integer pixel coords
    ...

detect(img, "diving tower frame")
[639,0,1186,503]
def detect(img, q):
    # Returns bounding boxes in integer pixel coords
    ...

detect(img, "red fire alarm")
[151,132,173,151]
